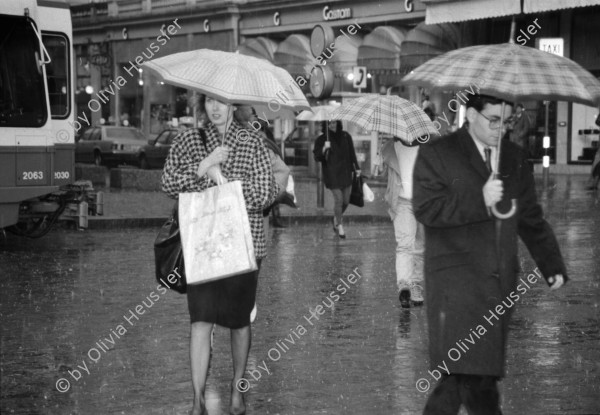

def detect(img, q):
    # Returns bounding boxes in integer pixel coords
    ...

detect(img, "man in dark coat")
[412,94,568,414]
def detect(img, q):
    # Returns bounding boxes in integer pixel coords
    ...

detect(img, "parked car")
[138,128,183,169]
[75,126,147,167]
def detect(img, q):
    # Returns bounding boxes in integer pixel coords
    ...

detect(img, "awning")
[328,34,362,77]
[237,37,279,62]
[524,0,600,13]
[357,26,406,74]
[273,34,316,76]
[422,0,521,24]
[400,22,465,72]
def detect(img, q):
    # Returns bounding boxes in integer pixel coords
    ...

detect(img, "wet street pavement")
[1,176,599,415]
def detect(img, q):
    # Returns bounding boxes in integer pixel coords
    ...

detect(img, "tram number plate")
[22,171,44,180]
[54,171,70,180]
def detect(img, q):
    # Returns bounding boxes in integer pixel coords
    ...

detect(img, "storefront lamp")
[138,79,144,86]
[543,155,550,168]
[347,73,354,81]
[543,135,550,148]
[367,73,372,79]
[85,85,94,94]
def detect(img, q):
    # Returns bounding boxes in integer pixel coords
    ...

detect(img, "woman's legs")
[190,322,214,415]
[340,185,352,215]
[331,188,343,226]
[331,186,352,224]
[230,325,251,414]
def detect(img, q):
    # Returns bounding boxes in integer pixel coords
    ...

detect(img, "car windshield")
[106,127,145,140]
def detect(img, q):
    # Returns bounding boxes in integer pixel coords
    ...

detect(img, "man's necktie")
[484,147,492,174]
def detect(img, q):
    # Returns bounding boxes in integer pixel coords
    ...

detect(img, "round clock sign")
[310,64,334,99]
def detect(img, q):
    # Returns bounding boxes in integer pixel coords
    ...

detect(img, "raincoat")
[413,127,568,377]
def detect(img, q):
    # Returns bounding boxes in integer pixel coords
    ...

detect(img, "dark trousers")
[423,375,502,415]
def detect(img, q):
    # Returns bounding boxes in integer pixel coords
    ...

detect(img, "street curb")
[87,214,391,229]
[87,217,168,229]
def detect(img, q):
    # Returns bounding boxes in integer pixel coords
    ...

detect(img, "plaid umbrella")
[296,104,340,121]
[142,49,310,111]
[330,95,439,143]
[402,43,600,107]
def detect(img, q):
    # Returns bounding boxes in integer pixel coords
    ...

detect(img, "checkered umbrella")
[142,49,310,111]
[329,95,439,143]
[402,43,600,107]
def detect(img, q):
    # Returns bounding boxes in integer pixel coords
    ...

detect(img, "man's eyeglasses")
[477,111,514,129]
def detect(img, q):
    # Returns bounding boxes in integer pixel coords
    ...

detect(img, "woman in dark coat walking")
[313,121,360,238]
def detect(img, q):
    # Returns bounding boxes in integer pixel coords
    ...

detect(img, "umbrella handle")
[491,198,517,219]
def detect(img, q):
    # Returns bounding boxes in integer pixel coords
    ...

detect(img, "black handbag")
[154,203,187,294]
[349,172,364,208]
[152,128,209,294]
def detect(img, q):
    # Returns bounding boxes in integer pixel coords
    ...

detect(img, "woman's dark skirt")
[187,259,262,329]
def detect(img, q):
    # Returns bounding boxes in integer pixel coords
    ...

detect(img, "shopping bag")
[363,182,375,203]
[178,181,257,285]
[349,173,364,207]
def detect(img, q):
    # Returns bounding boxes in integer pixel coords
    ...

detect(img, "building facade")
[71,0,600,172]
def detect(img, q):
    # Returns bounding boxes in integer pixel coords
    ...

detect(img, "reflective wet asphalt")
[1,176,598,414]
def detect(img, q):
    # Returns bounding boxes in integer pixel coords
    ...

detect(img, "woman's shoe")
[190,402,208,415]
[230,382,246,415]
[337,224,346,239]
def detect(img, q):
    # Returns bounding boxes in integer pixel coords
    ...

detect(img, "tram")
[0,0,100,237]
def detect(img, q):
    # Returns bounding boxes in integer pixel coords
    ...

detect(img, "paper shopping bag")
[178,181,257,285]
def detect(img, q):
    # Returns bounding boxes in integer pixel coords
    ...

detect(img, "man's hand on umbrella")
[483,173,504,207]
[324,141,331,150]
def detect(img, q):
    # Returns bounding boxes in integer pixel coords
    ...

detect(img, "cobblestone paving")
[1,176,598,415]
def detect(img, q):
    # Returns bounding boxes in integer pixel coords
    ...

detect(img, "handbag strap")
[197,127,208,152]
[171,200,179,223]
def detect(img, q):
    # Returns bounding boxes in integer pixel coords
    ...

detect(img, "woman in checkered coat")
[162,95,278,415]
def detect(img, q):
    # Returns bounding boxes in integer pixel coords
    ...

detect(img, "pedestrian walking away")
[313,120,360,239]
[381,136,424,308]
[586,111,600,190]
[508,103,531,150]
[162,95,278,415]
[412,94,569,415]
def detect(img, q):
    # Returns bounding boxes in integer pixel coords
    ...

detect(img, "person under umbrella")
[313,121,360,239]
[162,95,278,415]
[381,136,424,308]
[412,94,568,414]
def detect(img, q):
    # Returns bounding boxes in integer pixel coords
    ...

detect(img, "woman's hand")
[197,146,230,178]
[206,146,230,167]
[206,165,228,185]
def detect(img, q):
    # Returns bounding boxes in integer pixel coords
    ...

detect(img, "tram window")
[0,16,47,127]
[42,33,70,119]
